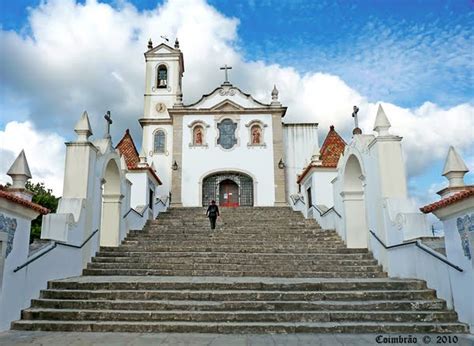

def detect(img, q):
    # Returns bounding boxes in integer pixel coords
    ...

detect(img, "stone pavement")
[0,331,473,346]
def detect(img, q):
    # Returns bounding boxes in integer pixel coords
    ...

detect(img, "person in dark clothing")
[206,200,220,230]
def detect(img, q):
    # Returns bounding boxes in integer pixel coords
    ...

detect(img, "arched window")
[157,65,167,88]
[193,126,204,146]
[250,125,262,145]
[154,130,166,153]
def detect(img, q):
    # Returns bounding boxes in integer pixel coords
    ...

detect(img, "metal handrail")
[123,205,149,219]
[309,204,342,218]
[369,230,463,272]
[13,229,99,273]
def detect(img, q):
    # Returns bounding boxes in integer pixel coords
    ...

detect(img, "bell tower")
[143,38,184,119]
[140,38,184,201]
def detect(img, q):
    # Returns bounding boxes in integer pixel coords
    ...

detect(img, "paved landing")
[0,331,472,346]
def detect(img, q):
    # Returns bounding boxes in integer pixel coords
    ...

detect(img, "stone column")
[272,114,287,206]
[170,114,183,207]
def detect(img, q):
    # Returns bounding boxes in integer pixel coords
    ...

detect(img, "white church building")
[139,39,319,208]
[0,38,472,332]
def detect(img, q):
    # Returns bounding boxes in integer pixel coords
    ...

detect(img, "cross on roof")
[220,65,232,84]
[104,111,113,139]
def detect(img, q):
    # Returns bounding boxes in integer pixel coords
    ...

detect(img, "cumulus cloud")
[0,121,66,195]
[0,0,472,197]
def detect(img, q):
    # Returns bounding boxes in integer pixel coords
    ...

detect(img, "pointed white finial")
[74,111,93,142]
[138,147,147,167]
[7,150,32,189]
[373,104,391,136]
[442,146,469,188]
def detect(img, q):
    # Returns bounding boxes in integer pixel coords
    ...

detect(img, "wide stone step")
[11,320,469,333]
[100,246,369,254]
[91,257,378,266]
[48,277,427,291]
[85,262,383,273]
[95,251,375,260]
[31,298,446,312]
[21,308,459,323]
[120,240,345,246]
[125,233,338,240]
[39,289,437,302]
[82,268,387,278]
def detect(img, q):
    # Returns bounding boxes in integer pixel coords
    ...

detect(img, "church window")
[193,126,204,146]
[246,120,267,147]
[157,65,167,88]
[250,125,262,145]
[217,119,238,149]
[154,129,166,153]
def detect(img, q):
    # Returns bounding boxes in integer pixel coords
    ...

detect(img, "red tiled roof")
[320,125,346,168]
[0,189,50,215]
[116,129,140,170]
[420,187,474,214]
[116,130,162,185]
[296,125,346,185]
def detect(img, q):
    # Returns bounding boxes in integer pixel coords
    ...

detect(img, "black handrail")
[309,204,342,218]
[156,196,169,207]
[369,230,463,272]
[123,205,149,219]
[13,229,99,273]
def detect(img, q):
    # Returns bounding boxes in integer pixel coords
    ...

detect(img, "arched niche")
[340,154,368,248]
[99,159,123,247]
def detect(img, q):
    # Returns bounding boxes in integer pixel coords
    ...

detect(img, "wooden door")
[219,180,239,207]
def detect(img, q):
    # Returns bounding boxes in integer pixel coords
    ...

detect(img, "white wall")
[181,114,275,206]
[284,124,319,199]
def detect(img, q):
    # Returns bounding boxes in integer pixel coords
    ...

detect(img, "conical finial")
[148,38,153,50]
[7,150,32,189]
[74,111,93,142]
[174,37,180,49]
[442,146,469,188]
[373,104,391,136]
[271,85,279,101]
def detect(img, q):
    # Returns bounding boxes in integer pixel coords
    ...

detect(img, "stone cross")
[352,105,359,129]
[220,65,232,84]
[104,111,113,138]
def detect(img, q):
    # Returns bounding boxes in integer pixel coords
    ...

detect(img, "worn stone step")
[39,288,437,302]
[32,298,446,312]
[91,257,378,266]
[11,320,469,333]
[81,268,387,278]
[85,262,383,273]
[21,308,459,323]
[99,246,369,254]
[48,277,428,291]
[120,240,345,247]
[95,251,375,260]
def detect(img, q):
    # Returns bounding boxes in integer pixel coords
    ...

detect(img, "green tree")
[25,181,59,243]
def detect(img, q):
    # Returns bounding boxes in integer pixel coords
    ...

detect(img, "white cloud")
[0,0,472,197]
[0,121,65,195]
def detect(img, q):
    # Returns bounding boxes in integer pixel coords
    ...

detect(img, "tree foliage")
[25,181,59,242]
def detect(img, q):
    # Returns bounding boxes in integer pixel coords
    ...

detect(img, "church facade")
[140,40,317,207]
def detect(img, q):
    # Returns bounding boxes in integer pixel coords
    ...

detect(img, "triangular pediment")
[211,99,245,111]
[186,85,270,109]
[145,43,178,55]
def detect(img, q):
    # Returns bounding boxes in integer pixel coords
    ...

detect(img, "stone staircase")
[12,207,468,333]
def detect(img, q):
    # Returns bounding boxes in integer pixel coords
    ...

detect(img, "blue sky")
[0,0,473,201]
[2,0,472,107]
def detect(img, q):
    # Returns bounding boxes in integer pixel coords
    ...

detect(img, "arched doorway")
[202,172,253,207]
[341,155,368,248]
[100,159,123,247]
[219,179,239,207]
